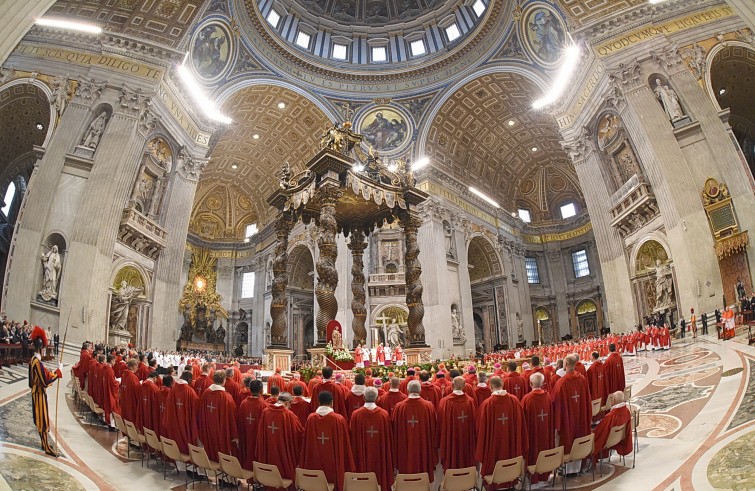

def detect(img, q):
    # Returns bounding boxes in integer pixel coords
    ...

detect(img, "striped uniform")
[29,354,60,455]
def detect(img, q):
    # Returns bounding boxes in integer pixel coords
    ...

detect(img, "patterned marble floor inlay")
[0,453,85,491]
[0,394,53,451]
[707,430,755,490]
[728,359,755,430]
[634,382,714,412]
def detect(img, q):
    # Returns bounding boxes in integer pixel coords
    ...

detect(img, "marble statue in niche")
[50,74,72,123]
[443,220,456,259]
[653,79,685,123]
[387,318,402,347]
[109,281,143,332]
[38,245,62,303]
[452,304,466,344]
[516,312,524,342]
[80,111,108,149]
[653,259,675,311]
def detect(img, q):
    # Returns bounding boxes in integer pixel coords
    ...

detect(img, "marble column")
[0,0,54,65]
[348,230,367,347]
[270,212,294,348]
[724,0,755,30]
[315,185,341,344]
[400,210,426,346]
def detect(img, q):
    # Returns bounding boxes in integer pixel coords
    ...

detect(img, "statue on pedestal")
[653,79,685,123]
[80,111,108,149]
[387,318,402,347]
[451,305,466,344]
[653,259,675,311]
[38,246,62,303]
[109,281,143,332]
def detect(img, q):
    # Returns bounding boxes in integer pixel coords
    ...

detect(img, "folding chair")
[296,468,334,491]
[482,456,523,491]
[189,444,224,490]
[253,461,292,490]
[344,472,381,491]
[143,428,163,469]
[218,452,254,490]
[393,473,431,491]
[526,446,564,491]
[564,433,594,482]
[591,399,602,418]
[598,424,627,476]
[440,467,478,491]
[161,437,192,486]
[124,420,147,466]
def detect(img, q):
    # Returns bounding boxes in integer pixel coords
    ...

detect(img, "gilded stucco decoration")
[635,240,669,273]
[468,236,503,282]
[178,247,228,321]
[190,180,258,240]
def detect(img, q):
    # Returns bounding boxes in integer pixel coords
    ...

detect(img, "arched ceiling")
[189,180,257,241]
[0,84,49,175]
[425,72,584,222]
[711,45,755,137]
[467,236,502,282]
[193,85,331,235]
[291,0,447,26]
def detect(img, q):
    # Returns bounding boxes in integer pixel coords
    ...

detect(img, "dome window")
[445,23,461,42]
[332,43,348,60]
[266,9,281,28]
[371,46,387,63]
[295,31,311,49]
[410,39,426,57]
[472,0,486,17]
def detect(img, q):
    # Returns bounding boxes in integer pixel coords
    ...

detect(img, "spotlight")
[35,18,102,34]
[387,163,398,172]
[718,87,726,96]
[253,134,260,139]
[468,187,500,208]
[507,120,515,126]
[231,164,238,170]
[278,102,286,109]
[531,147,538,152]
[35,122,44,131]
[177,64,232,124]
[354,164,365,172]
[412,157,429,170]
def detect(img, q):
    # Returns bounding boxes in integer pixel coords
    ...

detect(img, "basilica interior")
[0,0,754,489]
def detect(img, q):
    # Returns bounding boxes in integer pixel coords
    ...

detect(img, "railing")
[368,273,405,283]
[120,207,167,242]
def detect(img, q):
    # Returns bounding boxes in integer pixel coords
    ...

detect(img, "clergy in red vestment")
[475,376,528,488]
[474,372,492,407]
[309,367,348,417]
[158,375,173,437]
[267,368,287,393]
[391,381,438,481]
[119,359,141,426]
[551,355,592,461]
[223,368,243,408]
[266,386,280,406]
[346,374,367,420]
[74,342,92,390]
[87,354,101,403]
[464,365,479,386]
[399,368,417,394]
[602,344,626,404]
[113,355,127,380]
[256,392,304,482]
[135,371,160,433]
[522,372,555,485]
[163,371,199,454]
[238,379,267,471]
[418,371,441,408]
[586,351,605,409]
[136,354,150,381]
[101,355,120,427]
[433,372,451,396]
[193,363,213,397]
[574,356,587,377]
[524,356,550,393]
[231,364,242,385]
[593,391,632,462]
[438,376,477,471]
[307,370,322,394]
[287,372,308,397]
[350,387,394,491]
[504,361,527,401]
[301,391,355,491]
[377,378,407,415]
[197,371,239,462]
[290,384,312,426]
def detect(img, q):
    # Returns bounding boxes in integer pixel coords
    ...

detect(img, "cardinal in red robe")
[377,378,407,415]
[438,376,477,471]
[475,377,528,488]
[74,342,92,390]
[267,368,287,392]
[257,392,304,482]
[193,363,213,397]
[287,372,309,397]
[197,371,238,462]
[391,381,438,481]
[602,344,625,404]
[522,372,555,485]
[162,372,199,454]
[399,368,418,394]
[119,359,141,426]
[586,352,605,410]
[346,374,367,420]
[290,385,312,426]
[301,391,355,491]
[503,362,527,401]
[222,368,243,408]
[238,379,267,470]
[135,371,160,434]
[309,367,348,417]
[419,372,442,408]
[593,391,632,462]
[474,373,492,406]
[551,355,592,458]
[101,355,120,427]
[350,387,394,491]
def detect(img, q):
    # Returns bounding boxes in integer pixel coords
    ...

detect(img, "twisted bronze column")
[269,212,294,347]
[315,185,342,344]
[348,230,367,347]
[401,210,426,346]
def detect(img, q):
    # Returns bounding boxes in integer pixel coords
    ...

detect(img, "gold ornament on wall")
[178,247,228,320]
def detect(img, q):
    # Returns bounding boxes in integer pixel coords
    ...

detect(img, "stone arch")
[629,233,672,276]
[704,41,754,112]
[288,243,314,290]
[110,261,151,299]
[467,234,504,282]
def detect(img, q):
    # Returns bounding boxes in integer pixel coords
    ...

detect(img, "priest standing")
[136,371,160,434]
[418,371,442,409]
[551,354,592,473]
[475,376,528,488]
[602,344,625,404]
[256,391,304,483]
[350,387,394,491]
[377,377,407,415]
[290,384,312,426]
[391,381,438,481]
[301,391,354,491]
[586,351,604,410]
[163,370,199,455]
[522,372,554,486]
[119,359,141,426]
[238,379,266,471]
[101,354,120,430]
[197,371,238,462]
[309,367,348,417]
[504,361,527,400]
[438,376,477,471]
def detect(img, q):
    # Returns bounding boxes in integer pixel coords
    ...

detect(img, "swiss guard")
[29,326,62,456]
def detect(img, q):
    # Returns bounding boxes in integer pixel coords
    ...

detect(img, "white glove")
[59,363,64,371]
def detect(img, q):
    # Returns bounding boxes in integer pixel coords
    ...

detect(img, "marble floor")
[1,332,753,491]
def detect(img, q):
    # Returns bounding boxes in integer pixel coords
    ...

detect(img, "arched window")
[1,182,16,216]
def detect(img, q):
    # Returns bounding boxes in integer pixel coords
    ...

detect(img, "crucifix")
[375,314,392,347]
[268,422,278,434]
[537,409,547,422]
[317,432,330,445]
[366,426,379,438]
[207,402,216,413]
[407,416,419,428]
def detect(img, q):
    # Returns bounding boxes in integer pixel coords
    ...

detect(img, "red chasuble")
[433,377,452,397]
[307,376,322,395]
[437,392,477,471]
[193,374,212,397]
[350,405,394,491]
[398,375,417,395]
[551,371,592,454]
[310,380,348,417]
[524,366,550,393]
[574,361,587,378]
[87,362,100,404]
[136,363,150,382]
[256,404,304,481]
[346,389,366,420]
[377,390,407,416]
[75,349,91,389]
[475,392,528,483]
[301,410,355,491]
[602,353,626,400]
[503,372,527,401]
[223,377,243,408]
[287,379,309,397]
[267,373,287,392]
[101,364,120,425]
[135,379,160,433]
[419,382,442,409]
[474,384,492,407]
[593,404,632,460]
[157,386,170,438]
[162,381,199,453]
[198,387,238,462]
[391,397,438,481]
[586,360,605,406]
[238,396,267,470]
[290,397,312,427]
[522,389,555,484]
[114,360,127,379]
[119,370,141,425]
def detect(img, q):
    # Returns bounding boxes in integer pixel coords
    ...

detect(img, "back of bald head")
[364,387,379,403]
[452,376,465,391]
[407,380,421,394]
[225,368,234,377]
[564,354,578,370]
[529,372,545,388]
[278,392,292,403]
[610,390,624,406]
[489,376,503,390]
[390,377,400,389]
[201,362,211,374]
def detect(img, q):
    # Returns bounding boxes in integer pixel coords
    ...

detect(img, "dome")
[290,0,451,27]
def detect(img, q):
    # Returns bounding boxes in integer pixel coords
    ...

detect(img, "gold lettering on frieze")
[156,83,211,148]
[417,181,509,232]
[595,6,734,57]
[521,223,593,244]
